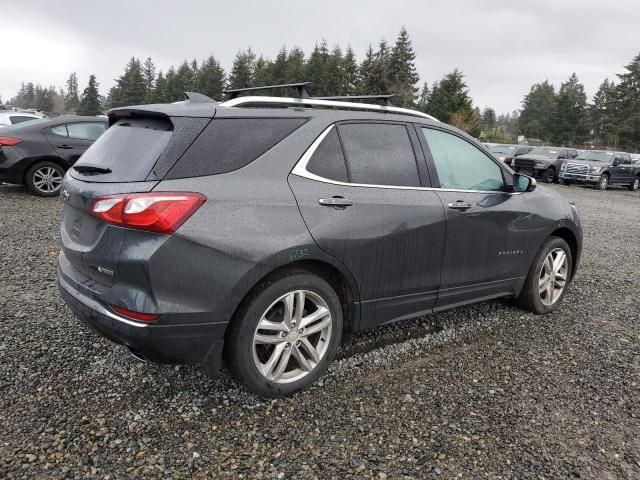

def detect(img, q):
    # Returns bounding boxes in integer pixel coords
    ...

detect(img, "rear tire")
[25,161,64,197]
[629,177,639,191]
[517,237,572,314]
[595,173,609,190]
[225,271,343,397]
[542,167,556,184]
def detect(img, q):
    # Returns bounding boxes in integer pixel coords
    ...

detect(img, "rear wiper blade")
[73,164,112,174]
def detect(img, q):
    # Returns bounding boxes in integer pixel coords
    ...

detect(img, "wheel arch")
[22,156,68,183]
[549,227,579,281]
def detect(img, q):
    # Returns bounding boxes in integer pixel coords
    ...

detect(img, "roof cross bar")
[224,82,313,100]
[314,94,397,106]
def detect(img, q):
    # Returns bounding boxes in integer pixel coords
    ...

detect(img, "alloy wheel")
[633,178,639,191]
[538,248,569,306]
[252,290,332,384]
[599,175,608,190]
[32,166,63,194]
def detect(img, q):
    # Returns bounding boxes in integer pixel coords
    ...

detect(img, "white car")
[0,111,44,127]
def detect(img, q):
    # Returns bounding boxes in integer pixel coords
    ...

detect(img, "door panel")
[44,124,99,166]
[289,174,446,329]
[434,190,531,308]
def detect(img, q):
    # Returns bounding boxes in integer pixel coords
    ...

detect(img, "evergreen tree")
[306,41,330,95]
[153,71,167,103]
[519,80,557,141]
[426,69,473,124]
[357,45,376,95]
[341,46,359,95]
[64,72,79,113]
[76,75,102,116]
[366,40,391,95]
[34,85,55,112]
[270,47,289,86]
[109,57,147,107]
[286,47,306,84]
[253,56,273,91]
[388,27,419,107]
[174,60,197,95]
[228,48,256,90]
[590,78,617,147]
[324,45,344,95]
[194,55,226,100]
[614,52,640,150]
[482,107,497,130]
[553,73,588,145]
[416,82,430,113]
[142,57,156,103]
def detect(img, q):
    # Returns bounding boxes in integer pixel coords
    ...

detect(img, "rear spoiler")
[108,94,217,125]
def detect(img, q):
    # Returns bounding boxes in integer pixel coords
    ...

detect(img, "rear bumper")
[58,272,226,375]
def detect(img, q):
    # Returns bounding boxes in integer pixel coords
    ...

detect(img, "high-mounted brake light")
[91,192,206,234]
[0,137,22,146]
[111,305,159,322]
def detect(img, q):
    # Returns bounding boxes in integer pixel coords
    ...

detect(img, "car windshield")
[575,151,613,162]
[490,145,516,154]
[528,147,558,157]
[0,118,47,132]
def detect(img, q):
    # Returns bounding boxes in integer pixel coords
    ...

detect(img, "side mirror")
[514,173,536,192]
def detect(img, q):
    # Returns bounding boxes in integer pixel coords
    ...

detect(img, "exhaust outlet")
[127,346,147,363]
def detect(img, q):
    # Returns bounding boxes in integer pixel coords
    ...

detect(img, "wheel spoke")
[258,317,289,333]
[270,346,292,381]
[538,275,550,294]
[262,342,287,378]
[303,316,332,337]
[283,292,295,327]
[552,251,566,273]
[292,345,314,371]
[300,338,321,364]
[254,333,285,344]
[300,306,329,329]
[546,277,554,301]
[293,290,305,325]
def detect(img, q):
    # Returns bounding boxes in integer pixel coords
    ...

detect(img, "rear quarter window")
[166,117,308,179]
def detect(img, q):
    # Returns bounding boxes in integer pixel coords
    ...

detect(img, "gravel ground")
[1,183,639,479]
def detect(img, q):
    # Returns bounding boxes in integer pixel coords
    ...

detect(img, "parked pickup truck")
[559,150,640,191]
[512,146,579,183]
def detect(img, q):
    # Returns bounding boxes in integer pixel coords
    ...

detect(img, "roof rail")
[219,96,439,122]
[314,94,396,106]
[224,82,313,99]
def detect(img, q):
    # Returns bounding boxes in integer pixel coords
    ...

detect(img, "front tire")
[517,237,572,314]
[595,173,609,190]
[225,271,343,397]
[25,161,64,197]
[629,177,639,191]
[542,167,556,184]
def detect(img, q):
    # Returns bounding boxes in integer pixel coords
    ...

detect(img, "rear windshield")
[72,118,173,182]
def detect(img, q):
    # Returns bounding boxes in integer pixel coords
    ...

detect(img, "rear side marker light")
[91,192,206,234]
[111,305,159,322]
[0,137,22,146]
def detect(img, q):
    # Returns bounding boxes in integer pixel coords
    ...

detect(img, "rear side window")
[306,129,348,182]
[67,122,106,140]
[50,125,68,137]
[337,123,419,187]
[10,116,36,124]
[73,118,173,182]
[166,118,308,179]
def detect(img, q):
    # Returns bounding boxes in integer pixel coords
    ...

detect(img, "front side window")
[421,128,504,192]
[337,123,419,187]
[66,122,106,141]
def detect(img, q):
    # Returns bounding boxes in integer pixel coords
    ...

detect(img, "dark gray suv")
[58,87,582,397]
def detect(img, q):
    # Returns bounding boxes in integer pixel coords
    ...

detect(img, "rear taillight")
[91,192,206,234]
[0,136,22,146]
[111,305,159,322]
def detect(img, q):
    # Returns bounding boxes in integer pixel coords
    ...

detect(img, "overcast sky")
[3,0,639,113]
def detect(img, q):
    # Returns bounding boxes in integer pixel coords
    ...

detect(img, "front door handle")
[318,197,353,209]
[447,201,472,211]
[57,144,73,149]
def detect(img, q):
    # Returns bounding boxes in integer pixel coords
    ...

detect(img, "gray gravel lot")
[1,183,639,479]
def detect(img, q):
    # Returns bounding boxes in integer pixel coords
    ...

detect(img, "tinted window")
[10,116,37,124]
[337,123,419,187]
[422,128,504,191]
[67,122,106,141]
[50,125,68,137]
[73,118,173,182]
[306,129,348,182]
[167,118,307,179]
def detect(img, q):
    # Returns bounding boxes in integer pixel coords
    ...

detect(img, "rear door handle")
[318,197,353,208]
[447,201,472,211]
[57,144,73,149]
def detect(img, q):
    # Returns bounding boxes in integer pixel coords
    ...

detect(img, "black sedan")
[0,116,107,196]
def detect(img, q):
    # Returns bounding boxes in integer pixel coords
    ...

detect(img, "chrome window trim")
[59,274,149,328]
[291,125,523,195]
[220,96,439,122]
